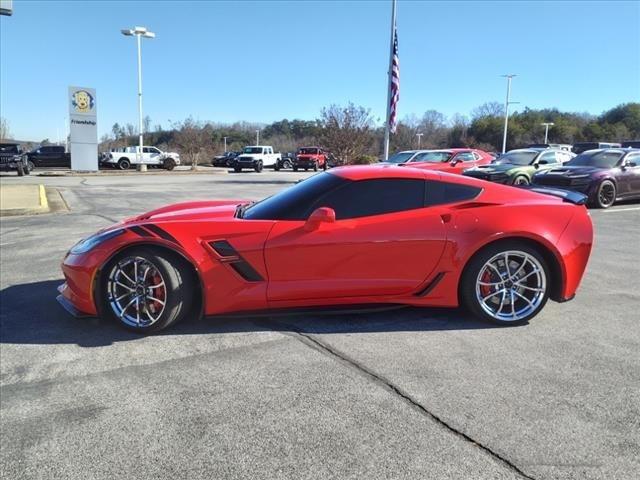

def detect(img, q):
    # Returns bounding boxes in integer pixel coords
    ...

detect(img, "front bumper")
[57,284,95,318]
[463,173,510,184]
[293,158,318,167]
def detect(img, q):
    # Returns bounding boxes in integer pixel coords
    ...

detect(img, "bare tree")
[125,123,136,137]
[471,101,504,119]
[172,117,213,170]
[319,103,374,164]
[143,116,152,133]
[0,117,11,141]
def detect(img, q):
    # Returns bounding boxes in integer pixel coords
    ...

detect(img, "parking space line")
[603,207,640,213]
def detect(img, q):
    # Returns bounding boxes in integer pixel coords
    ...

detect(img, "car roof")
[329,164,435,180]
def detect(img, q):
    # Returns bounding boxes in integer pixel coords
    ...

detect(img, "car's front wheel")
[512,175,529,186]
[100,247,194,333]
[254,161,263,172]
[594,180,616,208]
[163,158,176,171]
[118,158,131,170]
[461,242,550,326]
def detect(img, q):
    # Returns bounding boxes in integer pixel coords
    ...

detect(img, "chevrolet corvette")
[58,166,593,333]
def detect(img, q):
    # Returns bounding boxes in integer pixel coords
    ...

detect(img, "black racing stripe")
[210,240,237,257]
[129,225,154,238]
[143,224,180,245]
[229,260,264,282]
[414,272,445,297]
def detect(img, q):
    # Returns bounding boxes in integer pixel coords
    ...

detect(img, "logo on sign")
[71,90,95,113]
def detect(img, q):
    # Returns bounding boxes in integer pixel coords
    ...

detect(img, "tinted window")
[495,151,538,165]
[413,151,452,163]
[567,151,622,168]
[385,151,417,164]
[243,172,346,220]
[312,178,425,220]
[425,180,482,206]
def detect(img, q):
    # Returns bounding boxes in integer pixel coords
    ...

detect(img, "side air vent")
[210,240,238,258]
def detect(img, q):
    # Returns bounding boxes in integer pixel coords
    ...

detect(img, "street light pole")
[121,26,155,172]
[541,122,554,144]
[256,130,260,145]
[501,74,517,154]
[416,133,423,149]
[223,136,228,153]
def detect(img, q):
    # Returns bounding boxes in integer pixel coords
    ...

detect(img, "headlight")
[569,174,590,179]
[70,228,125,255]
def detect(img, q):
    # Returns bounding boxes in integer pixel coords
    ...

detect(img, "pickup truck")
[232,146,281,172]
[26,145,71,169]
[105,146,181,170]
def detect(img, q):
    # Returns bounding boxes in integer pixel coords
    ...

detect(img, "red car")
[404,148,493,174]
[293,147,329,171]
[58,166,593,333]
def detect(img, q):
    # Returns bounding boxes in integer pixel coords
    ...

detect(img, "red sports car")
[402,148,494,174]
[58,166,593,333]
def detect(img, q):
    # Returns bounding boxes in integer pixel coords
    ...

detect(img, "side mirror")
[538,159,549,165]
[624,160,637,168]
[304,207,336,231]
[450,159,459,166]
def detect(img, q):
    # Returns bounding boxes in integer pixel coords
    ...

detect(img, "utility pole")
[223,136,228,153]
[541,122,554,144]
[416,132,423,149]
[256,129,260,145]
[501,74,517,154]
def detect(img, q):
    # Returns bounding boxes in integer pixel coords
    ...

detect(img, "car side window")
[425,180,482,206]
[454,152,475,162]
[626,153,640,165]
[539,151,557,164]
[312,178,425,220]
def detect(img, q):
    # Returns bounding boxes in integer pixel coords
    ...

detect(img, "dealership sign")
[68,86,98,171]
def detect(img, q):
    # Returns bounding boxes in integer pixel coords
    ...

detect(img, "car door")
[264,177,447,303]
[145,147,162,165]
[618,152,640,197]
[448,152,476,174]
[535,151,559,174]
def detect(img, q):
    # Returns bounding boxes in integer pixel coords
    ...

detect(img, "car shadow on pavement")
[0,280,503,347]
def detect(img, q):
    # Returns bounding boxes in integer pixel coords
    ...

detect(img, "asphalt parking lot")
[1,170,639,480]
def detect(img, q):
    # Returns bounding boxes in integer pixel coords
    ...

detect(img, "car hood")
[123,200,249,224]
[538,165,607,178]
[466,163,526,174]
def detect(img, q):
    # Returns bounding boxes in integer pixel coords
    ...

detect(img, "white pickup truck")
[232,146,281,172]
[105,146,181,170]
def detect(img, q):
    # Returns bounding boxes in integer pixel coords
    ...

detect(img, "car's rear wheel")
[118,158,130,170]
[313,161,318,172]
[461,242,550,326]
[512,175,529,186]
[283,160,292,169]
[163,158,176,171]
[274,162,280,171]
[594,180,616,208]
[100,247,194,333]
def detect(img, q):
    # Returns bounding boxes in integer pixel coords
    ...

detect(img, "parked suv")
[572,142,621,154]
[292,147,329,171]
[232,146,281,172]
[0,143,30,176]
[27,145,70,168]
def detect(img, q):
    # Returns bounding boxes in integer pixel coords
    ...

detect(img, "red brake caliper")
[149,273,165,314]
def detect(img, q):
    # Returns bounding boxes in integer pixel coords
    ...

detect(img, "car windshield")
[414,151,453,163]
[566,151,623,168]
[0,144,20,153]
[494,151,538,166]
[243,147,263,154]
[385,152,416,164]
[298,148,319,155]
[243,172,347,221]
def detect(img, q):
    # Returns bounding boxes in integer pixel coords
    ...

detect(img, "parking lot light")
[541,122,555,144]
[501,74,518,154]
[256,130,260,145]
[121,25,155,172]
[416,133,423,149]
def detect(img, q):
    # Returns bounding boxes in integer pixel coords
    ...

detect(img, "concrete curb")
[35,167,228,177]
[0,184,51,217]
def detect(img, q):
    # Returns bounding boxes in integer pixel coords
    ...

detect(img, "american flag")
[389,26,400,133]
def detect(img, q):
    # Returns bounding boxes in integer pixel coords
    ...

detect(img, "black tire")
[164,158,176,171]
[283,160,292,169]
[322,162,327,171]
[593,179,616,209]
[234,166,242,173]
[118,158,131,170]
[254,161,263,173]
[313,161,318,172]
[512,175,529,186]
[99,247,195,333]
[304,167,308,172]
[16,164,24,176]
[27,160,35,172]
[460,241,551,326]
[274,162,280,171]
[293,166,298,172]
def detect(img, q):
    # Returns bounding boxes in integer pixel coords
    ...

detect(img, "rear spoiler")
[518,186,588,205]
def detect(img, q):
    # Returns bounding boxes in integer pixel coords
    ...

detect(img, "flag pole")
[383,0,397,161]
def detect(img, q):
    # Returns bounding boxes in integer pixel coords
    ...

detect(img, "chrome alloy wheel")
[475,250,546,322]
[107,256,167,327]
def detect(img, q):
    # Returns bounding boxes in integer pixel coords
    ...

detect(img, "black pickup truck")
[27,145,71,168]
[0,143,30,176]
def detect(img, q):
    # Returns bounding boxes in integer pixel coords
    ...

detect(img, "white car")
[105,146,181,170]
[233,146,281,172]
